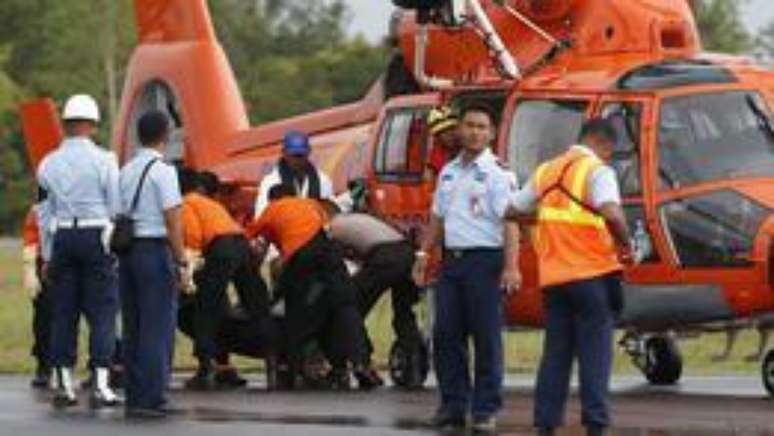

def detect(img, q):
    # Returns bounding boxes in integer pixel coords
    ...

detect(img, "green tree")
[0,45,28,234]
[0,135,32,234]
[210,0,389,124]
[0,1,135,234]
[0,0,388,234]
[693,0,753,53]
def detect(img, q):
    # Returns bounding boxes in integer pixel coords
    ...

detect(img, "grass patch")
[0,239,762,377]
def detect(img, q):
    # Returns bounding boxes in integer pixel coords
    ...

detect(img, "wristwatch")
[415,250,429,259]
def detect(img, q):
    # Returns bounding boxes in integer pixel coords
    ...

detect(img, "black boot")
[587,425,608,436]
[109,365,124,389]
[326,367,351,391]
[184,361,216,390]
[353,366,384,391]
[214,367,248,389]
[30,363,50,389]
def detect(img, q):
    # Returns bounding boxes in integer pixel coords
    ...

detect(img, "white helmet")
[62,94,100,122]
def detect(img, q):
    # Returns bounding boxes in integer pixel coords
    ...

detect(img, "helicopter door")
[502,96,593,323]
[368,95,439,243]
[653,92,768,282]
[598,98,672,281]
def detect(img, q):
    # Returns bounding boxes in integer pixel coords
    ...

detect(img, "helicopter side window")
[657,91,774,189]
[126,80,185,164]
[374,107,430,182]
[507,100,588,183]
[601,103,642,196]
[659,191,766,268]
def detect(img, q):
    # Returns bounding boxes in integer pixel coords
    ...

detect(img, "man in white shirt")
[253,130,333,217]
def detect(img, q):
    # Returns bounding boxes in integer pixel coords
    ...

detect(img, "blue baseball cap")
[283,130,311,155]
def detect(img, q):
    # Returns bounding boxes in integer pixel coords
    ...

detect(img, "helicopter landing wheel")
[388,341,430,390]
[762,349,774,398]
[642,335,683,385]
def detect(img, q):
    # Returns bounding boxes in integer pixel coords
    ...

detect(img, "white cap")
[62,94,100,122]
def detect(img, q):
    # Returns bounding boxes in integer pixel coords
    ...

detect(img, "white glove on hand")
[101,222,114,255]
[22,246,40,298]
[179,263,195,294]
[181,250,202,294]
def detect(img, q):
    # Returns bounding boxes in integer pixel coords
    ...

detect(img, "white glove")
[22,246,40,298]
[180,249,202,294]
[186,249,204,272]
[179,263,195,295]
[101,222,114,255]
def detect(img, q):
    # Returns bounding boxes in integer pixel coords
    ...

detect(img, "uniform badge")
[470,195,483,217]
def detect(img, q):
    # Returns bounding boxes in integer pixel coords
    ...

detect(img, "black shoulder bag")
[110,159,158,256]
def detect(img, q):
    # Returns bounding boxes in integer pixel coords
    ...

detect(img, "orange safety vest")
[533,147,621,288]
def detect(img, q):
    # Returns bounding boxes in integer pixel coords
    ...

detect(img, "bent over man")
[319,200,423,388]
[179,170,273,389]
[246,185,371,389]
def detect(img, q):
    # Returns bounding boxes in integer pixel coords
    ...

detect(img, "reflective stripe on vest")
[536,156,606,229]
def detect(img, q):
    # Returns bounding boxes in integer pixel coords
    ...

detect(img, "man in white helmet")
[36,94,121,409]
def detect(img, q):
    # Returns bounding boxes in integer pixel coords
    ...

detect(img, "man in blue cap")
[252,130,335,389]
[254,130,333,217]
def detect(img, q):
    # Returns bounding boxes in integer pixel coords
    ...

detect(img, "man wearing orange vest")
[179,169,272,390]
[246,184,373,390]
[22,205,52,389]
[506,118,634,436]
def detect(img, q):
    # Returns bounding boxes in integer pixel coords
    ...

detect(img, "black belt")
[444,247,502,259]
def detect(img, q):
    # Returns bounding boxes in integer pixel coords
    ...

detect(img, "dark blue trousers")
[48,228,118,368]
[119,239,178,410]
[534,275,616,429]
[433,250,504,418]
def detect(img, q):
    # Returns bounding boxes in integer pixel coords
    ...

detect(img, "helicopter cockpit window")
[374,107,429,181]
[508,100,588,183]
[659,191,767,268]
[601,103,643,196]
[657,91,774,189]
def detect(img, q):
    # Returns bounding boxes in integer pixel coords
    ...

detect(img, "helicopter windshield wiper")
[745,94,774,146]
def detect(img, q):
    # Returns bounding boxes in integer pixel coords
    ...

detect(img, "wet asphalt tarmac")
[3,375,773,436]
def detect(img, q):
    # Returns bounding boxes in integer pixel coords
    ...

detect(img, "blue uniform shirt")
[432,148,517,249]
[119,148,182,238]
[37,137,121,260]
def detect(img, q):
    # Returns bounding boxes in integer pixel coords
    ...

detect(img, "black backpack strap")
[130,158,159,214]
[537,156,602,216]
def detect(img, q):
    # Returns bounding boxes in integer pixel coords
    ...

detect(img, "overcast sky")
[343,0,774,43]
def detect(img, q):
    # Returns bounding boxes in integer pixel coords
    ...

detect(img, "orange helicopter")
[20,0,774,396]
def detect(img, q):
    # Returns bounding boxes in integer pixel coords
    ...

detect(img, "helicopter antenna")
[500,3,560,46]
[466,0,521,80]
